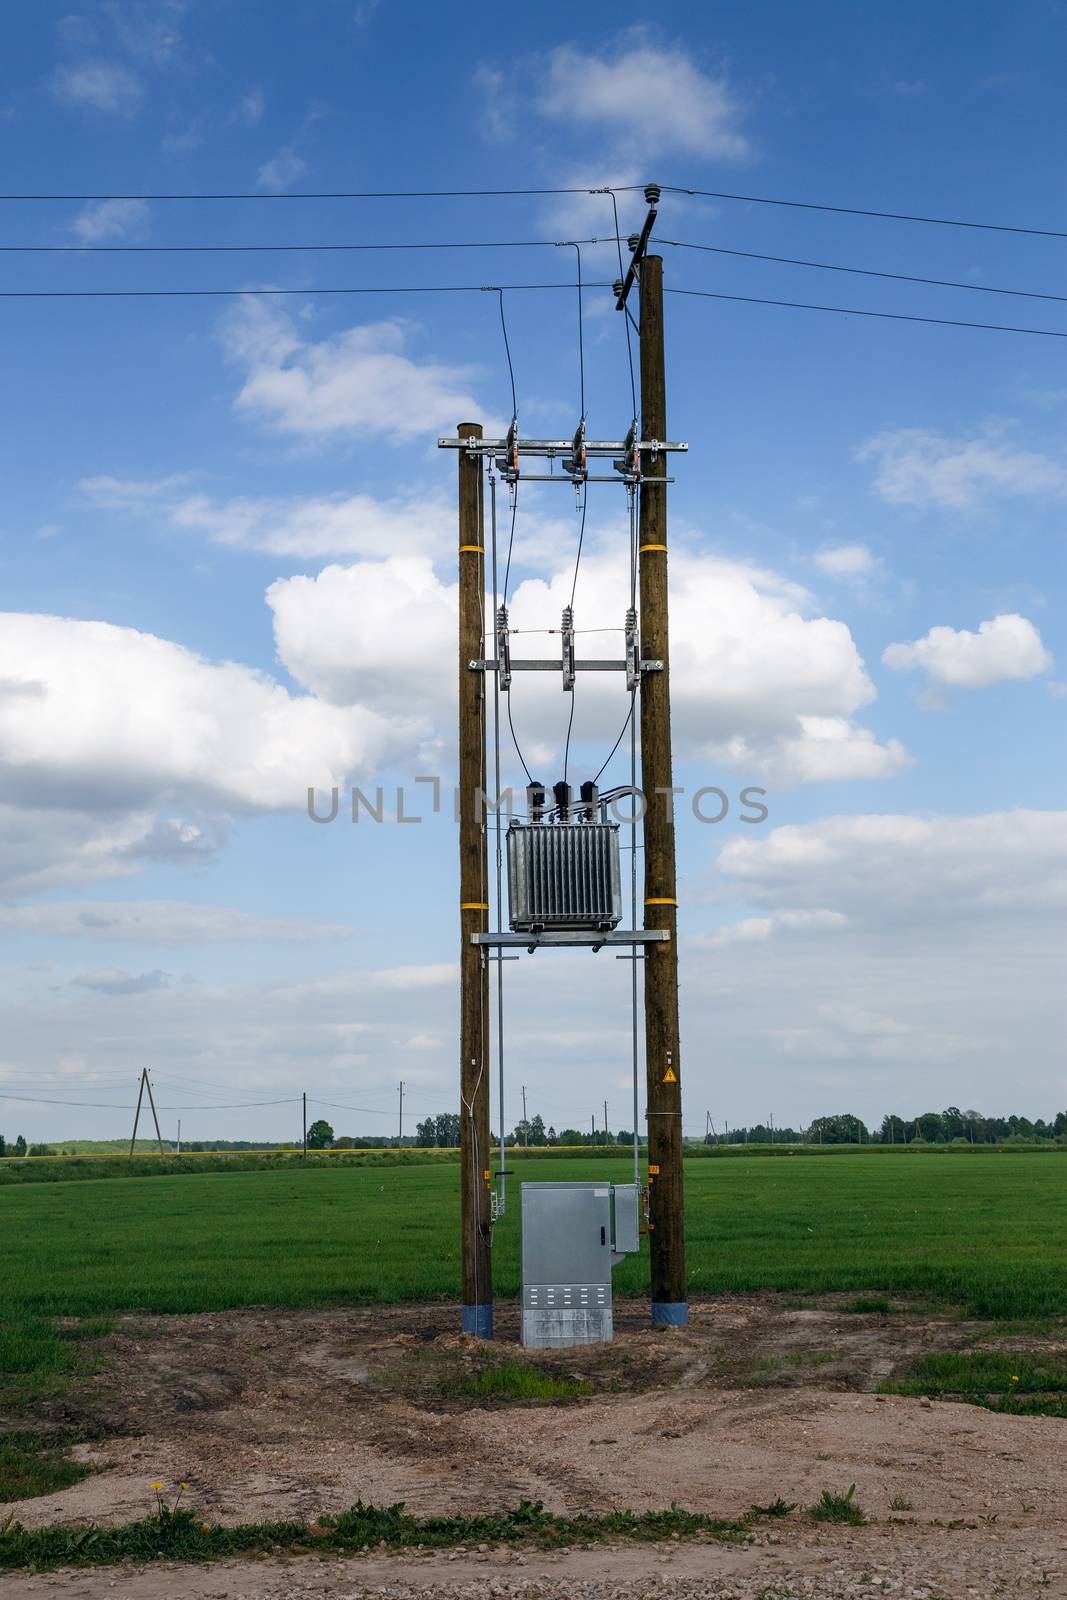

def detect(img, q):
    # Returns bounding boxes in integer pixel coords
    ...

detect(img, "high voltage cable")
[2,179,1064,240]
[662,239,1067,306]
[665,286,1067,340]
[0,280,611,300]
[4,178,1060,240]
[0,185,648,202]
[661,185,1067,240]
[0,236,616,253]
[11,233,1067,312]
[12,231,1067,310]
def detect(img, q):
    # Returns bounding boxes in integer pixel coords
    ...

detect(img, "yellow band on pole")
[645,897,677,905]
[458,545,484,553]
[461,902,489,910]
[639,543,668,552]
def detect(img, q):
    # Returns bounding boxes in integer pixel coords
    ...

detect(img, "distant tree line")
[7,1102,1064,1159]
[702,1107,1067,1146]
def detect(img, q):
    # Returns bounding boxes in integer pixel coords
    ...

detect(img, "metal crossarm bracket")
[470,657,662,673]
[472,929,671,951]
[438,435,687,458]
[438,427,685,487]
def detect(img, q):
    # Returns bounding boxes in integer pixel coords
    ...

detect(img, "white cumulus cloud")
[858,428,1067,511]
[80,475,453,559]
[267,547,907,784]
[0,612,427,894]
[539,40,750,160]
[883,613,1052,688]
[220,301,497,442]
[268,558,457,714]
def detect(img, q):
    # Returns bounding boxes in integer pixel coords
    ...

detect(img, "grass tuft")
[880,1349,1067,1416]
[0,1434,93,1502]
[750,1496,796,1518]
[810,1485,865,1525]
[438,1358,593,1402]
[0,1498,746,1571]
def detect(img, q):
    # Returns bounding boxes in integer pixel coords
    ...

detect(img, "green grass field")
[3,1151,1065,1336]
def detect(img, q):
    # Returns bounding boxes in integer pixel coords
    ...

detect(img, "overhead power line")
[0,1089,301,1109]
[0,280,609,299]
[11,232,1067,310]
[663,239,1067,307]
[7,274,1066,339]
[2,179,1062,240]
[0,184,648,202]
[662,185,1067,241]
[665,286,1067,340]
[0,236,617,254]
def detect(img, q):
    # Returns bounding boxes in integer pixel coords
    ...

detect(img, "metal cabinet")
[521,1180,641,1348]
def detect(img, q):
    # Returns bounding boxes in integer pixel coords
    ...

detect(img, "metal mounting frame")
[472,929,670,951]
[469,657,662,674]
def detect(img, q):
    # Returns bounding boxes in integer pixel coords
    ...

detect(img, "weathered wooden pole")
[638,255,688,1327]
[457,420,493,1337]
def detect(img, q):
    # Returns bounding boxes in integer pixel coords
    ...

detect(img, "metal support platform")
[469,657,661,673]
[472,929,669,950]
[438,435,688,457]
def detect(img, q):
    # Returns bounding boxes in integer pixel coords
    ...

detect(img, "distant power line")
[662,184,1067,241]
[665,286,1067,340]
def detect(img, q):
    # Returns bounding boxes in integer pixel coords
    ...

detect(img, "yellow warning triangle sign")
[663,1066,678,1084]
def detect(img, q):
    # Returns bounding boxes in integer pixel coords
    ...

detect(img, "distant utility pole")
[398,1080,404,1148]
[177,1119,181,1157]
[302,1092,307,1162]
[521,1085,528,1146]
[603,1099,609,1147]
[456,418,493,1339]
[591,1113,597,1146]
[638,253,687,1329]
[128,1068,164,1158]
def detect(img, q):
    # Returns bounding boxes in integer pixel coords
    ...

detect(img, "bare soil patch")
[3,1296,1066,1597]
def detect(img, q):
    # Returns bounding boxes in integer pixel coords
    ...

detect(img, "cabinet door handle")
[600,1226,606,1246]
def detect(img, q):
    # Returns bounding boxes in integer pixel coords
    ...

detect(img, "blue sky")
[0,0,1064,1146]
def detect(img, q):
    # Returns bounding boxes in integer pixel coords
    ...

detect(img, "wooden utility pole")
[457,420,493,1338]
[144,1072,165,1156]
[398,1080,404,1148]
[302,1091,307,1161]
[128,1068,165,1157]
[128,1069,146,1156]
[638,254,688,1327]
[521,1084,528,1146]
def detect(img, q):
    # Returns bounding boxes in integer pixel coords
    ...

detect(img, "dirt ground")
[4,1296,1067,1598]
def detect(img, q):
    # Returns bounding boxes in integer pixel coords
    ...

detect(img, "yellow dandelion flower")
[151,1481,164,1490]
[1011,1374,1020,1382]
[180,1481,189,1490]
